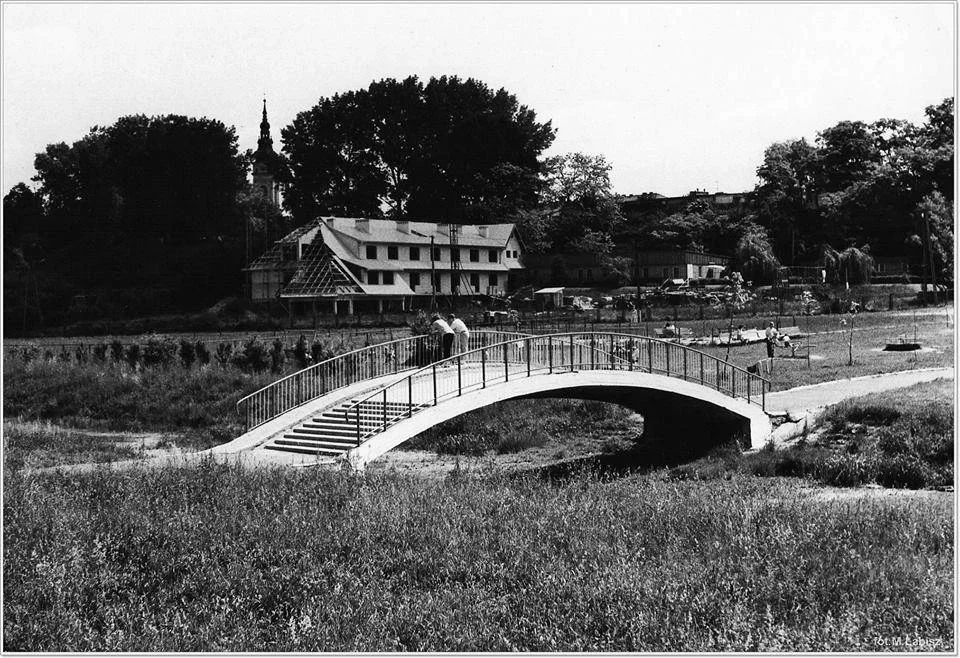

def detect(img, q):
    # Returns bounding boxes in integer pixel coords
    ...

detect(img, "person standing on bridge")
[448,313,470,355]
[430,313,455,361]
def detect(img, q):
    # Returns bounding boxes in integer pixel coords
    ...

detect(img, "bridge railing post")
[747,374,751,404]
[699,352,704,385]
[433,364,438,406]
[716,359,721,391]
[665,342,671,374]
[548,337,553,373]
[526,338,531,376]
[481,348,487,388]
[458,356,463,396]
[683,349,687,380]
[408,376,413,417]
[355,406,361,447]
[569,336,574,371]
[647,340,653,373]
[503,343,509,382]
[382,389,388,432]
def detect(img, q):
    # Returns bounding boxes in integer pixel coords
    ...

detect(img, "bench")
[654,327,693,342]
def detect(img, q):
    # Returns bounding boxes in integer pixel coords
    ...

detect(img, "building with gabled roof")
[245,216,525,313]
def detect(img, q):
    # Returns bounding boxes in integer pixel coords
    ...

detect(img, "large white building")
[245,217,525,313]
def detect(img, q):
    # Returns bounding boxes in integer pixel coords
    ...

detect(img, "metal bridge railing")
[342,332,771,446]
[236,330,528,431]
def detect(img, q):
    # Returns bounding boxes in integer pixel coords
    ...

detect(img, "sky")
[2,2,955,198]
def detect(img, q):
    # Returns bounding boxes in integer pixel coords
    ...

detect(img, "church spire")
[257,98,274,155]
[253,98,279,205]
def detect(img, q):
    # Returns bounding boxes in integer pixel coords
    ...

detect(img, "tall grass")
[3,420,142,471]
[3,463,952,652]
[4,360,275,445]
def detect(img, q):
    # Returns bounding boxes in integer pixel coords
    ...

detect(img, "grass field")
[3,465,953,652]
[3,307,954,651]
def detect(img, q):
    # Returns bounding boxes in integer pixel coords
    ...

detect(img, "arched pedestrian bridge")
[222,331,772,469]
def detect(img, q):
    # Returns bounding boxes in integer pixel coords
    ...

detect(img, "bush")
[110,340,124,363]
[179,339,196,369]
[142,334,178,368]
[124,343,141,369]
[232,338,270,373]
[293,335,311,369]
[195,341,211,366]
[93,343,109,363]
[270,338,285,373]
[18,344,41,363]
[215,342,233,367]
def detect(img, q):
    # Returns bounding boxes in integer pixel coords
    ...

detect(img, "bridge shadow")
[516,429,744,482]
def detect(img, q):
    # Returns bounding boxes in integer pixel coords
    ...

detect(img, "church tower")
[252,99,280,205]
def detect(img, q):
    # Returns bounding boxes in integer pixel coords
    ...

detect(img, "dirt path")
[765,366,953,416]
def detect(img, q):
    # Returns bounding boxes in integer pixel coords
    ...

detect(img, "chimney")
[477,225,488,238]
[396,219,409,233]
[354,218,369,232]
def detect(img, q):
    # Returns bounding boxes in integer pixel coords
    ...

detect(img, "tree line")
[3,77,952,333]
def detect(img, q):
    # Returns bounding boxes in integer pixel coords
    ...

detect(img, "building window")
[387,245,398,260]
[410,246,420,261]
[368,271,380,285]
[469,249,480,262]
[366,245,377,259]
[410,272,421,287]
[383,271,394,285]
[451,248,460,262]
[663,267,670,277]
[432,247,441,261]
[488,273,498,286]
[489,249,498,262]
[433,272,442,291]
[470,273,480,291]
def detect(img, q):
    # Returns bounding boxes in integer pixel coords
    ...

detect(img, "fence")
[342,332,771,445]
[235,330,527,432]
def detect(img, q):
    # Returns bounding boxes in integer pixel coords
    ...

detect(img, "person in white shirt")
[447,313,470,355]
[764,321,778,358]
[430,314,455,360]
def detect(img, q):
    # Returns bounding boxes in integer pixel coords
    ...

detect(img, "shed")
[534,287,565,309]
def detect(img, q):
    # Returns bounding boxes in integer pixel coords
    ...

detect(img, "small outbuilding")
[534,287,565,309]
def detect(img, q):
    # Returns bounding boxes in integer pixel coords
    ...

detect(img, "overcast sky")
[2,3,954,198]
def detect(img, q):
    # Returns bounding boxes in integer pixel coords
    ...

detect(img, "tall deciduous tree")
[282,75,555,224]
[26,114,248,318]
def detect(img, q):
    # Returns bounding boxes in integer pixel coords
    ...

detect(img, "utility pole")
[923,211,939,305]
[430,236,437,312]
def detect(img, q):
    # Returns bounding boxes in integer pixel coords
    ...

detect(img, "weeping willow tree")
[839,246,874,285]
[817,244,841,283]
[734,227,780,284]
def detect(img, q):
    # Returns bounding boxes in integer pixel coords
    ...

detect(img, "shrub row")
[12,335,339,374]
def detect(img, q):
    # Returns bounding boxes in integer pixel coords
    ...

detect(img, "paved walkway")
[765,367,954,416]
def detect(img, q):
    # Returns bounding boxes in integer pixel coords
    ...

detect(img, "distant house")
[618,189,755,221]
[245,217,525,314]
[525,249,729,287]
[628,249,730,284]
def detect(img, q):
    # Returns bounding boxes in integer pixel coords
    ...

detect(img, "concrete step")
[275,437,355,452]
[264,442,346,457]
[287,426,360,440]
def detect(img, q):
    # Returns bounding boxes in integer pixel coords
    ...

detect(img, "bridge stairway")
[262,399,430,458]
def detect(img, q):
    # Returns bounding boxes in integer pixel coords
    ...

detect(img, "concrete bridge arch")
[344,369,771,470]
